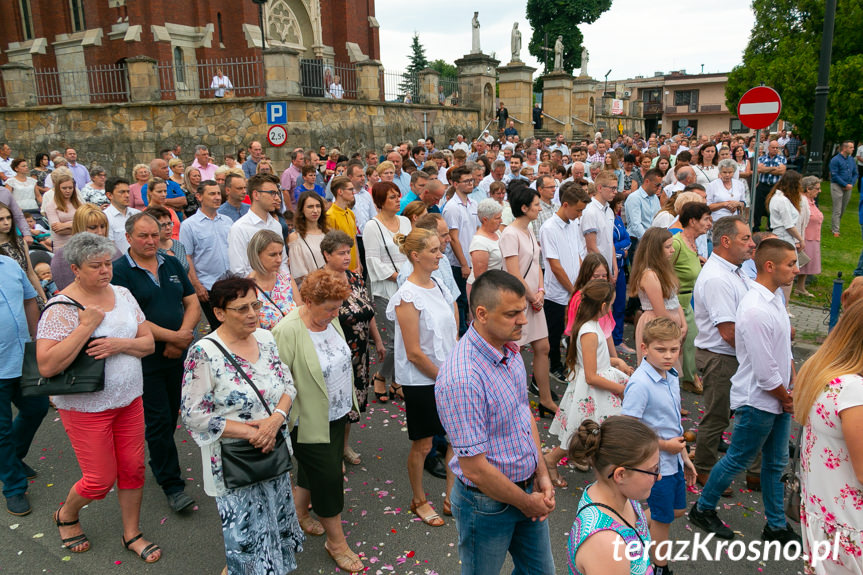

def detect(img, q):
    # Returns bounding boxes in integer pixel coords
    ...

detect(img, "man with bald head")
[664,165,695,198]
[388,151,411,196]
[419,179,445,214]
[143,158,187,216]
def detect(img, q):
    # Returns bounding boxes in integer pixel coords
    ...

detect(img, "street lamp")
[806,0,837,176]
[251,0,268,50]
[604,69,612,97]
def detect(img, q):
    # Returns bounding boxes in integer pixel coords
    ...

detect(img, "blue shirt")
[621,359,684,477]
[242,158,259,179]
[757,153,787,186]
[623,188,661,239]
[293,184,325,203]
[141,180,185,205]
[829,152,857,188]
[398,191,420,214]
[178,209,233,290]
[0,255,37,378]
[393,171,411,198]
[217,201,250,222]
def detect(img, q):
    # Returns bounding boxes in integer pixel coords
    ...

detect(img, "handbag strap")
[41,296,85,317]
[203,337,272,416]
[254,282,285,317]
[300,235,323,270]
[522,229,535,279]
[374,218,398,274]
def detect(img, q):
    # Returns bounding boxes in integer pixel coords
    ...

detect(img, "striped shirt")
[435,326,538,487]
[757,153,787,186]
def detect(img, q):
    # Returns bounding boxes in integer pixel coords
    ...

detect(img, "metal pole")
[806,0,836,176]
[423,112,428,140]
[750,129,760,231]
[829,272,844,331]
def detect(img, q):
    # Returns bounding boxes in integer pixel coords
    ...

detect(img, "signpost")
[267,125,287,147]
[736,86,782,230]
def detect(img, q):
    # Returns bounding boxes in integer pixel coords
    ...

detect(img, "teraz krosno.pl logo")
[613,532,840,564]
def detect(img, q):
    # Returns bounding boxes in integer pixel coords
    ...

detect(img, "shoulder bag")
[782,429,802,522]
[20,299,105,397]
[204,337,293,490]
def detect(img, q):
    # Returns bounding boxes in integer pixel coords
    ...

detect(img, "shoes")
[681,378,703,395]
[166,491,195,513]
[537,402,557,419]
[389,383,405,401]
[833,232,840,238]
[549,367,567,383]
[343,446,361,465]
[746,475,761,491]
[529,377,560,402]
[54,503,89,552]
[424,455,447,479]
[688,502,734,540]
[615,343,636,355]
[20,462,37,480]
[122,532,161,563]
[6,494,31,516]
[410,499,445,527]
[696,472,732,498]
[373,375,389,403]
[761,523,800,544]
[298,515,325,536]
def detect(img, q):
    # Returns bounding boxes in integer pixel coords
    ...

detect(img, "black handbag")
[204,337,293,490]
[782,429,802,523]
[19,299,106,397]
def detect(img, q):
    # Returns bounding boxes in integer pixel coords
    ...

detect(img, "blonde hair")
[168,157,185,172]
[402,200,428,224]
[51,170,82,213]
[247,229,284,275]
[794,299,863,425]
[673,191,706,213]
[72,203,109,235]
[642,316,682,345]
[376,161,395,175]
[133,163,151,180]
[393,227,436,261]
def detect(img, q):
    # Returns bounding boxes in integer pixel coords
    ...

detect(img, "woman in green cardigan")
[272,269,362,574]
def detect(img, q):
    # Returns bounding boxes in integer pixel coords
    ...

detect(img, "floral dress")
[801,374,863,575]
[338,270,375,418]
[255,272,298,330]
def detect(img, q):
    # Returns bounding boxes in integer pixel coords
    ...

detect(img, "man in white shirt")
[104,176,140,254]
[690,237,799,544]
[442,166,477,335]
[663,166,695,198]
[452,134,470,153]
[580,170,618,280]
[539,182,589,381]
[227,174,289,275]
[387,151,411,197]
[477,161,506,195]
[0,143,14,182]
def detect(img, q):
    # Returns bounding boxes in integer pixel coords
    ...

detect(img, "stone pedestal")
[125,56,159,103]
[572,76,599,138]
[541,71,573,139]
[355,60,382,101]
[262,47,301,97]
[497,61,536,138]
[418,68,440,106]
[0,63,37,108]
[455,53,499,124]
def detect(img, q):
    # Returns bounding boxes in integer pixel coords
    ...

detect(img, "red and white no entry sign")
[736,86,782,131]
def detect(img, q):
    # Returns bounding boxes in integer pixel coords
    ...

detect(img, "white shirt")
[663,181,684,199]
[539,214,584,305]
[0,156,14,179]
[730,282,792,414]
[329,82,344,99]
[104,204,141,254]
[210,75,233,97]
[452,141,470,153]
[705,178,747,221]
[352,188,377,235]
[477,173,504,195]
[769,190,800,246]
[580,197,615,271]
[693,253,751,356]
[227,209,289,275]
[442,193,477,267]
[550,143,570,156]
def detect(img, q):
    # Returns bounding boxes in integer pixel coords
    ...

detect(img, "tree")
[726,0,863,147]
[526,0,612,75]
[400,33,428,100]
[430,59,458,96]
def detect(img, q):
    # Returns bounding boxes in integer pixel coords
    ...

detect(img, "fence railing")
[299,59,357,99]
[33,64,129,106]
[157,56,263,100]
[383,69,417,103]
[439,76,463,107]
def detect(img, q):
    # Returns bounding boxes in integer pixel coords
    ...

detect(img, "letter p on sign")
[266,102,287,124]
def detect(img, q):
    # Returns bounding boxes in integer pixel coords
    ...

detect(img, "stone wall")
[0,97,480,175]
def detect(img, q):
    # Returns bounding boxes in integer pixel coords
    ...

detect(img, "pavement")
[0,318,822,575]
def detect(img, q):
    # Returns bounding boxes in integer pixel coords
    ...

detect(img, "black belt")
[679,290,692,295]
[462,474,535,493]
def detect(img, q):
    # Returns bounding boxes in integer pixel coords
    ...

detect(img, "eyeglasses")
[225,300,264,314]
[608,466,661,480]
[459,179,475,185]
[256,189,281,196]
[159,221,174,228]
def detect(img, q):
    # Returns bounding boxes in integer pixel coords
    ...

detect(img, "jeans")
[697,405,791,529]
[612,259,627,345]
[543,300,567,372]
[451,265,469,336]
[0,377,48,498]
[142,361,186,495]
[855,228,863,277]
[451,480,555,575]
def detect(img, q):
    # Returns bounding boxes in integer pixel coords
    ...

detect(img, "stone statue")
[553,35,564,71]
[510,23,521,62]
[580,46,590,77]
[471,12,481,54]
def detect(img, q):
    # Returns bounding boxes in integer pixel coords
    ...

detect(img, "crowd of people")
[0,128,861,575]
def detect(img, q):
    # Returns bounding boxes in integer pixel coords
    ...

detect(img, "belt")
[461,474,535,493]
[679,289,692,295]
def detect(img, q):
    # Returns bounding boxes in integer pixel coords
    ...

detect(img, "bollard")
[829,272,844,331]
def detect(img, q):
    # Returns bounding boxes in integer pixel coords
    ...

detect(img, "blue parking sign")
[266,102,287,124]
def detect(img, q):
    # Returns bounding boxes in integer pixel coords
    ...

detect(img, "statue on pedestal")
[471,12,481,54]
[553,35,564,71]
[510,23,521,62]
[580,47,590,77]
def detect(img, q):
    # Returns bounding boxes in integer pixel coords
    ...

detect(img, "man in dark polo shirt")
[112,212,200,513]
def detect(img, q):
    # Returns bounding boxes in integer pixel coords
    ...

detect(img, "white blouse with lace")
[36,285,146,412]
[386,279,457,387]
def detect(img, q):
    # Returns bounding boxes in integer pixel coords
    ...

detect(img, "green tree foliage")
[400,33,429,99]
[526,0,612,75]
[430,59,459,97]
[726,0,863,144]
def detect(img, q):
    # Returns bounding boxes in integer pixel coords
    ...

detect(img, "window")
[642,88,661,103]
[174,47,186,84]
[19,0,34,40]
[69,0,86,32]
[673,89,699,108]
[729,118,748,134]
[217,13,224,45]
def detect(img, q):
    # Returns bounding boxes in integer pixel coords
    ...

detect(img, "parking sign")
[266,102,287,125]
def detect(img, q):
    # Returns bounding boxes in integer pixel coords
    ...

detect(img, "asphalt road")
[0,335,813,575]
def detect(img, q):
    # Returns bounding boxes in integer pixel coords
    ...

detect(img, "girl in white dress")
[546,280,630,487]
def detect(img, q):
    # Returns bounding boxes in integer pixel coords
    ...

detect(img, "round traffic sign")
[267,125,287,147]
[678,119,689,128]
[736,86,782,130]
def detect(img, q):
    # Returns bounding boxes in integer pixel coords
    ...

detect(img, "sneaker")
[549,367,567,383]
[762,524,800,545]
[21,462,37,480]
[688,502,734,540]
[166,491,196,513]
[528,377,560,402]
[6,494,31,516]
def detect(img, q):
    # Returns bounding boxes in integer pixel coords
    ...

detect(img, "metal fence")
[439,76,463,107]
[299,59,357,99]
[33,64,129,106]
[383,69,417,103]
[157,56,263,100]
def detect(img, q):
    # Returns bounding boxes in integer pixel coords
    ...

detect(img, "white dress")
[550,320,627,447]
[466,232,503,284]
[6,177,38,210]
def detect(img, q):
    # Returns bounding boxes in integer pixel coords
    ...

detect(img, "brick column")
[355,60,383,101]
[0,63,37,108]
[497,62,536,138]
[263,47,301,97]
[418,68,440,105]
[125,56,160,103]
[541,71,573,139]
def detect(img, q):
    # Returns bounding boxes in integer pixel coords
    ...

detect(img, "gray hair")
[717,158,738,172]
[247,229,284,275]
[712,215,747,245]
[801,175,821,190]
[465,161,482,173]
[491,160,507,172]
[195,144,209,154]
[476,198,503,222]
[89,165,106,178]
[320,230,354,256]
[64,232,116,267]
[589,162,602,172]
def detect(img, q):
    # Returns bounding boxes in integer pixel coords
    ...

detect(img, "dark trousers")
[451,265,469,336]
[357,236,370,286]
[142,360,185,495]
[544,300,567,372]
[424,434,448,467]
[752,182,772,232]
[624,237,641,318]
[0,377,48,498]
[612,259,627,345]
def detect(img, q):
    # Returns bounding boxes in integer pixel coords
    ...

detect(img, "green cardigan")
[272,308,359,444]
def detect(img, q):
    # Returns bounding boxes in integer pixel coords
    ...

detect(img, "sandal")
[54,504,90,553]
[343,446,362,465]
[122,533,161,563]
[324,541,364,573]
[373,375,389,403]
[389,383,405,401]
[410,499,445,527]
[442,498,452,517]
[298,515,325,536]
